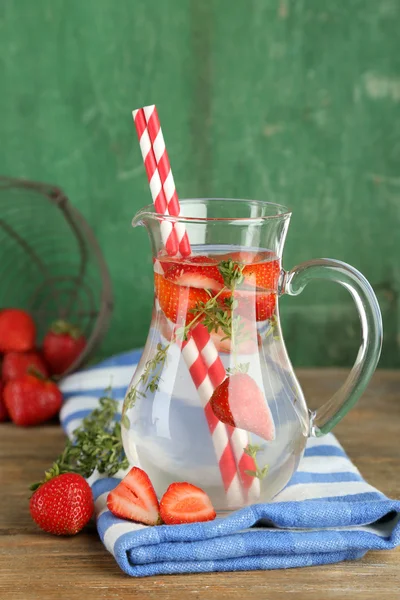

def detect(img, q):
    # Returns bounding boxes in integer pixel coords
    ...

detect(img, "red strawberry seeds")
[30,473,94,535]
[154,272,209,326]
[107,467,162,525]
[210,373,275,441]
[159,482,216,525]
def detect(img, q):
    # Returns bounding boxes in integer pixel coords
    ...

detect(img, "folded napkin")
[60,350,400,577]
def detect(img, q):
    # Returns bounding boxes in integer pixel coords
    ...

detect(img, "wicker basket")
[0,177,113,377]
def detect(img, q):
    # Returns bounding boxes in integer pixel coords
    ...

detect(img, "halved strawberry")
[253,291,276,321]
[242,258,280,290]
[210,373,275,441]
[154,273,209,325]
[159,482,216,525]
[107,467,162,526]
[164,257,224,292]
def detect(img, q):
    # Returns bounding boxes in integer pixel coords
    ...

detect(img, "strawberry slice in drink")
[154,272,209,326]
[241,258,280,290]
[210,373,275,441]
[162,255,224,292]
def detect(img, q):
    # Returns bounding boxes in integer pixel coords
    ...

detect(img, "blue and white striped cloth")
[60,350,400,577]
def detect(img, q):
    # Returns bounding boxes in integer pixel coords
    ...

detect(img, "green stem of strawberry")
[27,366,49,381]
[51,319,82,339]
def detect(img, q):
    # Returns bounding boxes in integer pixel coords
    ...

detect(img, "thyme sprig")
[243,443,269,480]
[30,394,128,491]
[123,342,171,418]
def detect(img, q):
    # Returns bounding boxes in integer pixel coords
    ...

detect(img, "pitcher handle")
[281,258,383,436]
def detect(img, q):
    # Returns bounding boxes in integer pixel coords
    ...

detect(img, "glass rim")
[133,198,292,226]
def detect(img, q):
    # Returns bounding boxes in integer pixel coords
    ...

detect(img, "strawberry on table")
[0,382,10,422]
[107,467,162,525]
[4,373,63,427]
[0,309,36,353]
[159,482,216,525]
[210,373,275,441]
[30,473,93,535]
[43,320,86,376]
[2,351,48,382]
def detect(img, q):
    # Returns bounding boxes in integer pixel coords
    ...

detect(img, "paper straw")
[143,105,191,258]
[132,108,180,256]
[189,322,260,502]
[133,109,258,505]
[181,330,244,507]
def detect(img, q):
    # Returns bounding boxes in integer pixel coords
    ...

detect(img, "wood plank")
[0,369,399,599]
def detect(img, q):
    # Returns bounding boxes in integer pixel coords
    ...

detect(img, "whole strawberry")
[4,373,62,426]
[2,351,49,382]
[0,309,36,353]
[0,382,10,422]
[30,473,94,535]
[43,320,86,375]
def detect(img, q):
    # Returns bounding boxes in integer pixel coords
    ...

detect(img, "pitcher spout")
[131,206,149,228]
[132,198,292,260]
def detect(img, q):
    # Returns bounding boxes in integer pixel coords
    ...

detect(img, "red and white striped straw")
[132,106,191,257]
[181,324,244,507]
[188,323,260,502]
[133,107,259,504]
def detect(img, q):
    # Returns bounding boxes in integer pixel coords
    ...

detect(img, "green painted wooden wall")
[1,0,399,367]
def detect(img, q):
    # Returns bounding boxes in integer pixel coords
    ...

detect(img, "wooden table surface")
[1,369,399,600]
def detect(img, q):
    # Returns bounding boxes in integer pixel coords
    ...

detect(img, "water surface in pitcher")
[122,245,309,509]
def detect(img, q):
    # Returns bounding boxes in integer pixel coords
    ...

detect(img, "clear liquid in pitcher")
[122,245,309,510]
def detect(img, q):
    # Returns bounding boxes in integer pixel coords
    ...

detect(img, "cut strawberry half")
[107,467,162,526]
[210,373,275,441]
[159,482,216,525]
[164,258,224,292]
[154,273,209,325]
[242,258,280,290]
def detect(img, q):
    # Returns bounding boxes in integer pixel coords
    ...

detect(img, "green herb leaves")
[226,362,250,375]
[244,443,269,480]
[30,395,128,490]
[123,343,171,419]
[218,259,245,289]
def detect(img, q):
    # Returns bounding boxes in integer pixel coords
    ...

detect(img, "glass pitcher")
[122,199,382,511]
